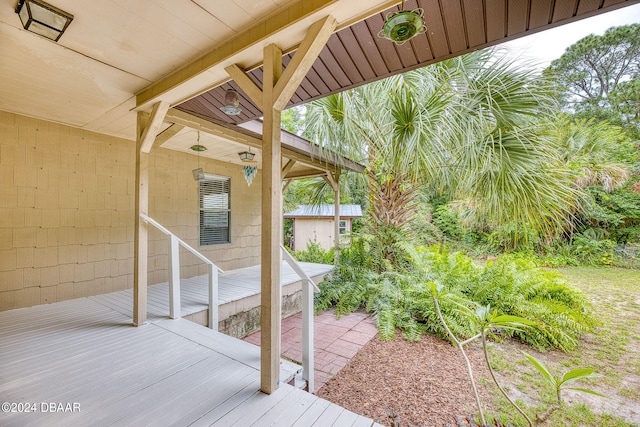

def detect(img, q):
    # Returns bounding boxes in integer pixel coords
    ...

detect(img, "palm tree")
[303,49,581,259]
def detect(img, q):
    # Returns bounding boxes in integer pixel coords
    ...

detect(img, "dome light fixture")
[220,89,242,116]
[378,0,426,46]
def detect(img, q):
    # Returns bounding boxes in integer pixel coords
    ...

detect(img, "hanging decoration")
[238,147,257,186]
[191,131,206,181]
[243,164,258,186]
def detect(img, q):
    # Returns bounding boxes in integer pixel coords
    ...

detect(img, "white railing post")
[168,235,181,319]
[208,263,218,331]
[301,278,314,392]
[281,245,320,393]
[140,214,223,324]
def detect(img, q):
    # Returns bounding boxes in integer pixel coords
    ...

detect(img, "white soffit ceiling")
[0,0,313,140]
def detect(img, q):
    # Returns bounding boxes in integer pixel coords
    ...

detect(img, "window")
[339,220,347,235]
[199,176,231,245]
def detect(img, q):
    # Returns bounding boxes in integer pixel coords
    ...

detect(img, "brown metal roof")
[176,0,639,124]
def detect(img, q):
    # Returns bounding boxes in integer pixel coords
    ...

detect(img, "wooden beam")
[273,15,337,111]
[133,112,150,326]
[166,109,350,174]
[139,101,170,153]
[225,64,264,111]
[282,159,297,175]
[286,169,329,180]
[136,0,337,108]
[152,124,184,150]
[282,179,292,192]
[324,170,338,191]
[260,43,283,395]
[166,109,263,149]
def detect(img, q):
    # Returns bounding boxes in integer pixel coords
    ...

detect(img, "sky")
[503,3,640,68]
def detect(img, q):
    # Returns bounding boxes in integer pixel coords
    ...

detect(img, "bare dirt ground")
[317,331,640,427]
[316,267,640,427]
[317,333,495,426]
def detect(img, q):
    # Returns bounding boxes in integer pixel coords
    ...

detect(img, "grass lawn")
[485,266,640,426]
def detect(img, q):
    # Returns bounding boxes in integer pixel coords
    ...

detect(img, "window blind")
[199,177,230,245]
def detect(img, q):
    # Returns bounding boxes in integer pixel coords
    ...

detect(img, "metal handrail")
[141,214,223,331]
[281,244,320,392]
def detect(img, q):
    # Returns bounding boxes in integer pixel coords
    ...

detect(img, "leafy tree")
[281,106,305,135]
[553,118,631,191]
[547,24,640,134]
[304,49,580,263]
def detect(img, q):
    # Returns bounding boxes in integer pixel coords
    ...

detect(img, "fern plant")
[316,240,595,353]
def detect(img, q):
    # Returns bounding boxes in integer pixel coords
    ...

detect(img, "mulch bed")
[317,333,494,427]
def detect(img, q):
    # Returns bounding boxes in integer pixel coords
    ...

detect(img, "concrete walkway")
[243,310,378,391]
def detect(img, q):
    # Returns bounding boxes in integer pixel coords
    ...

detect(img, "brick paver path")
[243,310,378,391]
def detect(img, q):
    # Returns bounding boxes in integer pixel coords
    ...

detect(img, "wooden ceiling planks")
[507,0,530,35]
[325,36,364,85]
[336,29,377,81]
[485,0,507,41]
[529,0,554,29]
[351,20,389,76]
[552,0,577,21]
[424,1,452,57]
[441,0,469,52]
[577,0,603,14]
[175,0,639,129]
[462,0,487,47]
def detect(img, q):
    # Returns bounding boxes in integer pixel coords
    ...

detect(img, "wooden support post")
[134,102,169,326]
[260,43,284,395]
[324,171,341,263]
[134,112,150,326]
[229,16,336,394]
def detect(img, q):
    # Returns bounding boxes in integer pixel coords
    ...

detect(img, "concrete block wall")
[0,111,262,311]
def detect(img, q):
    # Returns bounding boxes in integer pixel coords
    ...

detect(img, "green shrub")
[316,243,596,352]
[488,223,539,253]
[293,241,334,264]
[570,234,616,265]
[432,204,464,240]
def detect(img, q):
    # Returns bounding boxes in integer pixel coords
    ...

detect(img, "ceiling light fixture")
[238,150,255,162]
[220,89,242,116]
[238,148,257,186]
[191,132,207,181]
[15,0,74,42]
[378,0,426,46]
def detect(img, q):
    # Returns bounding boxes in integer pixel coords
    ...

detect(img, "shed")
[284,205,363,251]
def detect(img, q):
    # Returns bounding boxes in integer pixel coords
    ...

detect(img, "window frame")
[198,175,231,246]
[338,219,348,235]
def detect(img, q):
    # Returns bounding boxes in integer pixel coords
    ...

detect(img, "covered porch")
[2,0,638,423]
[0,297,380,427]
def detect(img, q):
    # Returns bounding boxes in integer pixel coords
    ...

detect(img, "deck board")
[0,293,377,427]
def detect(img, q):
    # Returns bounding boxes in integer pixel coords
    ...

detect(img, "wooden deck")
[0,297,381,426]
[88,262,333,324]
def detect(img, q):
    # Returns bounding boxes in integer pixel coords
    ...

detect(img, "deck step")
[155,317,302,385]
